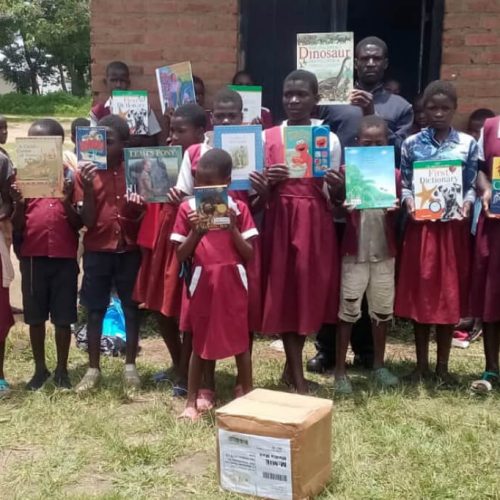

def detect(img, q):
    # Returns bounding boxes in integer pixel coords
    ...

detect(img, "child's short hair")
[468,108,495,123]
[358,115,389,137]
[198,148,232,178]
[213,87,243,111]
[97,115,130,142]
[423,80,458,107]
[106,60,129,77]
[29,118,65,139]
[232,70,253,85]
[284,69,319,95]
[173,103,207,129]
[71,117,91,137]
[356,36,388,57]
[193,75,205,89]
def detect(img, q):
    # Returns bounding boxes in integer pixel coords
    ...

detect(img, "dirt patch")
[139,337,170,366]
[63,469,114,497]
[0,445,44,477]
[171,450,210,480]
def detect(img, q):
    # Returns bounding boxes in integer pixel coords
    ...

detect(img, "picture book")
[111,90,149,135]
[344,146,397,209]
[297,32,353,105]
[284,125,330,178]
[194,185,230,230]
[229,85,262,124]
[490,157,500,216]
[412,159,463,221]
[213,125,263,190]
[156,61,196,114]
[124,146,182,203]
[76,126,107,170]
[15,136,63,199]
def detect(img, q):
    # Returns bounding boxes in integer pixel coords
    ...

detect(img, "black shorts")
[20,257,79,326]
[80,250,141,312]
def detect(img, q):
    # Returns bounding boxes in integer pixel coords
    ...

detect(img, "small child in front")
[171,149,257,421]
[75,115,145,392]
[330,116,399,393]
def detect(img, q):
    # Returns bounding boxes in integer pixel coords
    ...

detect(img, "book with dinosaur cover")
[284,125,330,178]
[111,90,149,135]
[15,136,63,198]
[412,159,463,221]
[194,185,230,230]
[76,126,107,170]
[124,146,182,203]
[490,157,500,216]
[297,32,353,105]
[345,146,397,209]
[213,125,263,190]
[156,61,196,114]
[228,85,262,124]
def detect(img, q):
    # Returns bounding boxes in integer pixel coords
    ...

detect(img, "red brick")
[442,49,474,65]
[442,34,465,47]
[466,0,500,12]
[444,13,476,29]
[481,15,500,29]
[465,33,499,46]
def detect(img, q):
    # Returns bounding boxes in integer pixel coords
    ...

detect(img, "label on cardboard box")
[218,429,292,500]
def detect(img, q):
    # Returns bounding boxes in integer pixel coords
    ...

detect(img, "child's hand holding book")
[266,164,289,184]
[188,210,209,236]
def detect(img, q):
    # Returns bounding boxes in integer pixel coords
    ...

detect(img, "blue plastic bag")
[102,296,126,340]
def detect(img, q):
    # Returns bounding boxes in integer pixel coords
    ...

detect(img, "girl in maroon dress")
[171,149,257,421]
[260,70,342,394]
[470,115,500,392]
[396,81,478,386]
[133,104,206,394]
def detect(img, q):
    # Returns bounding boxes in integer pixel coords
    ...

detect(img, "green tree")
[0,0,90,95]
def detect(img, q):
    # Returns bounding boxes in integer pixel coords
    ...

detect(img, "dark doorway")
[239,0,444,122]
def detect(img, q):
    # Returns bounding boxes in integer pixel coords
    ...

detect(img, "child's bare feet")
[178,406,201,422]
[196,389,215,411]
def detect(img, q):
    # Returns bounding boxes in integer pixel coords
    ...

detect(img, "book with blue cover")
[194,184,230,230]
[213,125,263,190]
[76,126,107,170]
[345,146,397,209]
[490,157,500,215]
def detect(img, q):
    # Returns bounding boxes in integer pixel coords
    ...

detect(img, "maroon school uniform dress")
[0,259,14,342]
[260,125,339,335]
[171,197,258,360]
[470,116,500,322]
[178,143,263,332]
[395,128,478,324]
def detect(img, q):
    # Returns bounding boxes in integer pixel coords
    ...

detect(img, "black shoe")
[353,354,374,370]
[26,369,51,391]
[306,352,334,373]
[53,369,72,390]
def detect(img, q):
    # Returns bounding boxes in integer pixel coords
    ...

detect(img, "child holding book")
[75,115,146,392]
[133,103,207,394]
[90,61,162,146]
[260,69,342,394]
[0,114,14,396]
[396,80,478,386]
[11,119,81,390]
[469,114,500,392]
[328,115,399,393]
[171,149,257,421]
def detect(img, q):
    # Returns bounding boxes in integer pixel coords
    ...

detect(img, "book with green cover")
[412,159,463,221]
[345,146,396,209]
[111,90,149,135]
[229,85,262,124]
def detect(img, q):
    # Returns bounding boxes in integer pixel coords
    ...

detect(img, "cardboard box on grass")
[216,388,333,500]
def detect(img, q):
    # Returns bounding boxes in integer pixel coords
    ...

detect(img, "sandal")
[172,384,188,398]
[178,406,201,422]
[196,389,215,412]
[470,371,499,394]
[334,375,353,395]
[0,379,10,398]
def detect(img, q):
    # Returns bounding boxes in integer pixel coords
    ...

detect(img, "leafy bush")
[0,91,92,117]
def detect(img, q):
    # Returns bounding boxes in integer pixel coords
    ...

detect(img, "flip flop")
[178,406,201,422]
[470,371,499,394]
[0,379,10,398]
[196,389,215,411]
[172,384,188,398]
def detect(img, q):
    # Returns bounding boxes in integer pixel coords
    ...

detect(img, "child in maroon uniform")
[11,119,81,390]
[75,115,145,392]
[133,104,206,394]
[171,149,257,421]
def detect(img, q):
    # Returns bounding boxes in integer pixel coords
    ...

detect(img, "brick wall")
[442,0,500,126]
[90,0,238,112]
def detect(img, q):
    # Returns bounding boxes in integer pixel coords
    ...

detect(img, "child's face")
[414,101,428,129]
[169,116,204,152]
[195,168,230,187]
[467,118,484,141]
[357,126,388,146]
[425,94,456,131]
[212,102,243,126]
[104,68,130,93]
[233,73,253,86]
[105,127,126,166]
[194,82,205,107]
[282,79,318,123]
[0,120,7,144]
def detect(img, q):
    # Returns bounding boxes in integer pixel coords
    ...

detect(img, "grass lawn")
[1,319,499,500]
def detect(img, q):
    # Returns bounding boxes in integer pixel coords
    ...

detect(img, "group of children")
[0,56,499,420]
